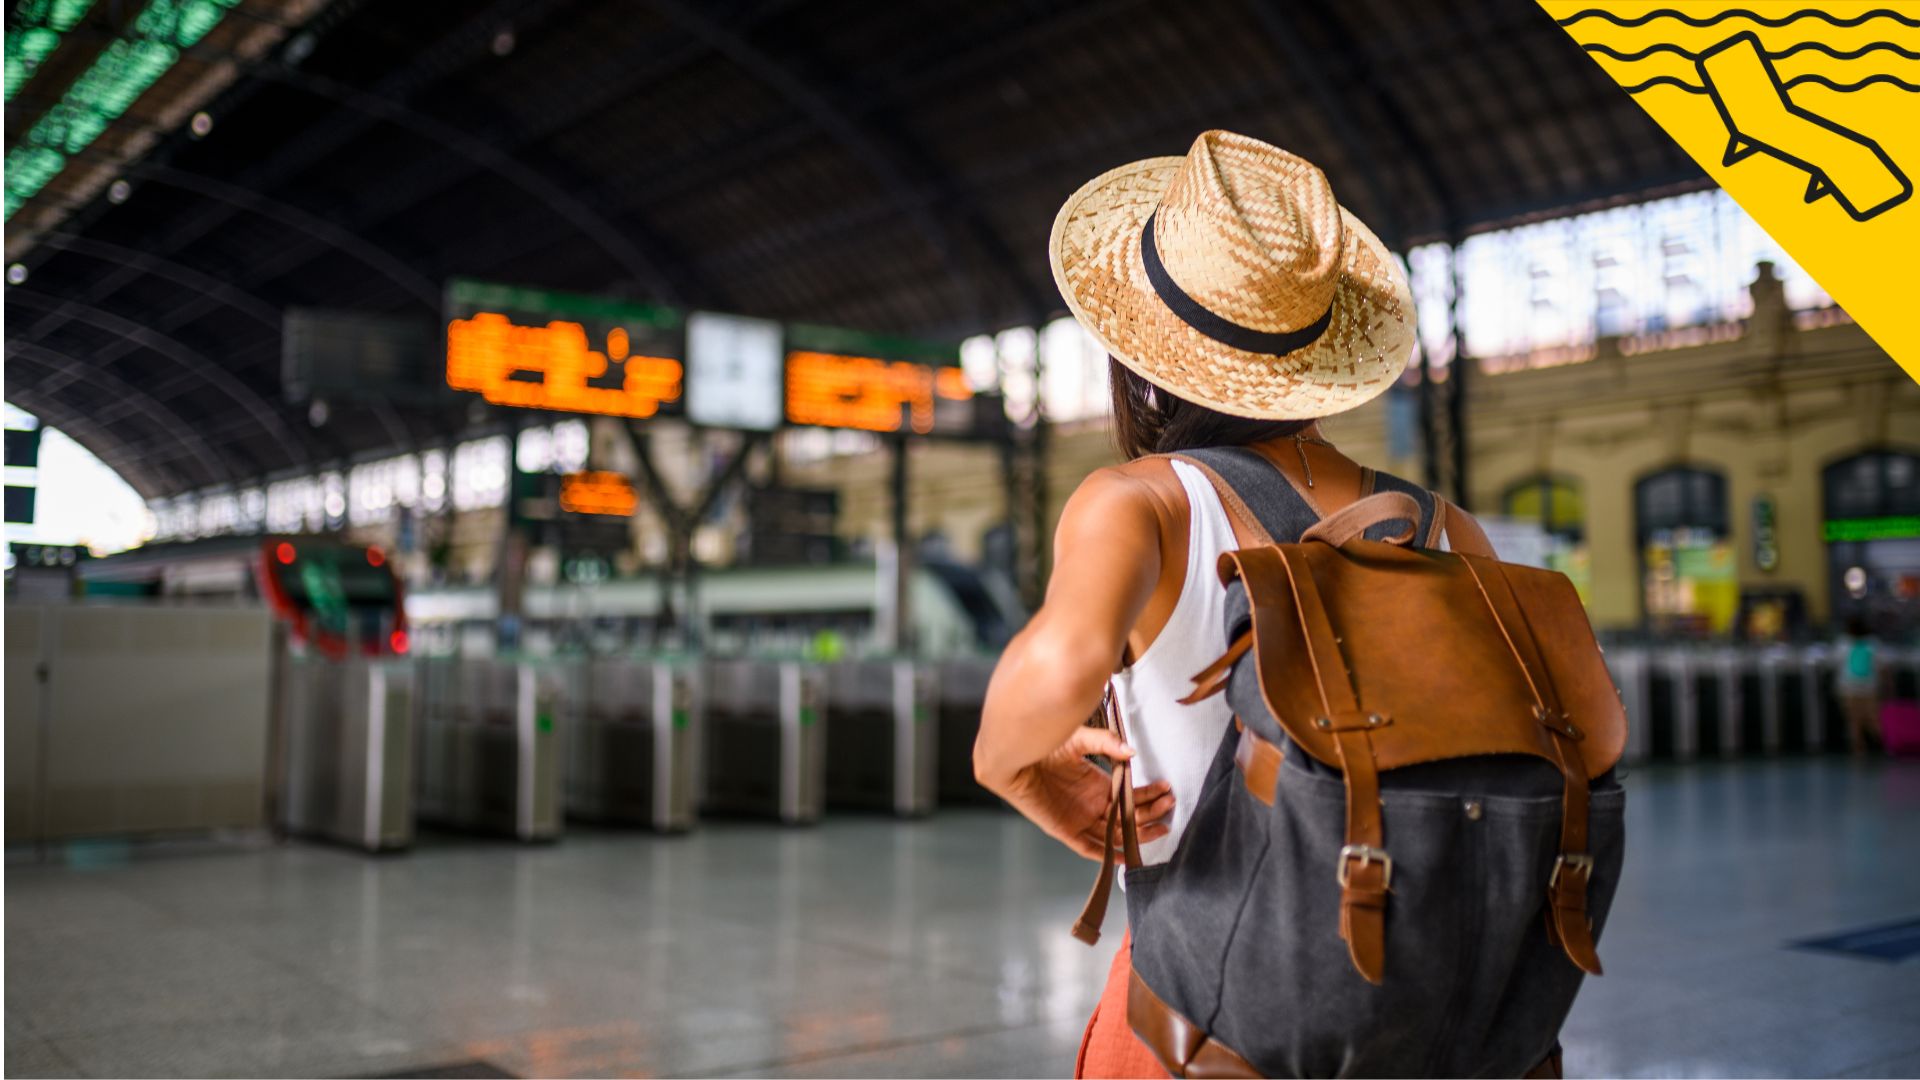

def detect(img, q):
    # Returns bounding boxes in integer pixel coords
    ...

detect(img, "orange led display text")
[784,351,972,433]
[558,471,639,516]
[447,312,682,418]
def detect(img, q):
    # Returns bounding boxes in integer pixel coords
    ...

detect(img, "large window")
[1636,466,1735,635]
[1410,189,1834,372]
[1502,475,1590,605]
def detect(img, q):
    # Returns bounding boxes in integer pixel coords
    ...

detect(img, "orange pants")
[1076,932,1169,1079]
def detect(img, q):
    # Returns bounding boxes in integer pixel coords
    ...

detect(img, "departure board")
[783,324,972,435]
[444,279,684,419]
[559,471,639,516]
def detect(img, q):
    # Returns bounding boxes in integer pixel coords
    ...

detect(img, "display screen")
[782,323,972,434]
[685,311,784,431]
[559,471,639,516]
[444,279,684,419]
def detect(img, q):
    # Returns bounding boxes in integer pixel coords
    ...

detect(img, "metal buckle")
[1337,844,1393,888]
[1550,853,1594,888]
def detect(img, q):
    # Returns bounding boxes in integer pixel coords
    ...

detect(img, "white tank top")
[1112,459,1239,866]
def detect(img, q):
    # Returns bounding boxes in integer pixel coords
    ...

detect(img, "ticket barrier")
[1886,646,1920,701]
[824,659,937,816]
[275,654,414,852]
[702,659,825,824]
[1605,647,1651,765]
[1703,648,1745,759]
[936,657,1000,806]
[567,658,700,832]
[1640,650,1691,761]
[415,658,567,841]
[1796,646,1845,753]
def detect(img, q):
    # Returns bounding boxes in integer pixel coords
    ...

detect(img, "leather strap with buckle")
[1273,545,1391,983]
[1459,554,1604,976]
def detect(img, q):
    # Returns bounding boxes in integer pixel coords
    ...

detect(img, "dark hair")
[1108,357,1315,460]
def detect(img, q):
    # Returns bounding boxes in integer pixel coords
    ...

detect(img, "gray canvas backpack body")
[1072,447,1628,1078]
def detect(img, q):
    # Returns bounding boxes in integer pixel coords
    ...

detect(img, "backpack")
[1071,447,1627,1078]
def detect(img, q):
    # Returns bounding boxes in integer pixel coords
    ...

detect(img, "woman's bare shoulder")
[1059,457,1187,537]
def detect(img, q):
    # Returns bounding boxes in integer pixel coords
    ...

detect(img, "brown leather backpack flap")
[1490,559,1629,775]
[1217,542,1625,779]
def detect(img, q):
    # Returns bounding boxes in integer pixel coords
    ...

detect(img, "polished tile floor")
[7,757,1920,1078]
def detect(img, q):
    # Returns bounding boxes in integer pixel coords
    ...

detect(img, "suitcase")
[1882,700,1920,756]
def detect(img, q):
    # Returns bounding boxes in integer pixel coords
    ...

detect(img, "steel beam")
[257,66,686,303]
[5,289,305,465]
[36,234,282,329]
[650,0,1049,325]
[5,341,232,486]
[1,386,172,496]
[137,165,439,306]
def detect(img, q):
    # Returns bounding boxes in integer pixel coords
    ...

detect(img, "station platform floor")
[7,757,1920,1079]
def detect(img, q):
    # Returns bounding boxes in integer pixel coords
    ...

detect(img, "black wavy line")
[1558,7,1920,28]
[1782,72,1920,91]
[1622,72,1920,93]
[1621,75,1709,93]
[1585,41,1920,61]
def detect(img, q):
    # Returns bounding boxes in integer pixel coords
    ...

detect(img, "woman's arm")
[973,466,1166,790]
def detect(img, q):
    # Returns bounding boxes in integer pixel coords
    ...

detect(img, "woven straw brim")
[1049,157,1416,420]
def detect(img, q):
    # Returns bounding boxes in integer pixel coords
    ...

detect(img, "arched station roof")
[3,0,1704,497]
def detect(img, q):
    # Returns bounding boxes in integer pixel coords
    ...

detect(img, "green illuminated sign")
[5,0,239,219]
[445,279,680,329]
[5,0,97,101]
[785,322,958,367]
[1823,516,1920,542]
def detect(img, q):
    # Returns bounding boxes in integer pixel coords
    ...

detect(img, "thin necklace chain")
[1293,430,1334,488]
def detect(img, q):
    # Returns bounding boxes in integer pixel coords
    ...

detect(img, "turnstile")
[936,657,1000,806]
[1889,646,1920,699]
[276,654,414,852]
[415,658,567,840]
[567,658,701,832]
[1605,647,1652,765]
[702,659,825,823]
[1797,645,1846,753]
[824,659,937,815]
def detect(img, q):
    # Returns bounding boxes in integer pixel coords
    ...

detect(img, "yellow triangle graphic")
[1540,0,1920,382]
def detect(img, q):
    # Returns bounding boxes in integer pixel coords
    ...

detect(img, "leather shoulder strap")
[1364,469,1440,548]
[1172,446,1322,544]
[1434,495,1496,557]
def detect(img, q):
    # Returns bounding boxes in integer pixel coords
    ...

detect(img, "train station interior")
[5,0,1919,1077]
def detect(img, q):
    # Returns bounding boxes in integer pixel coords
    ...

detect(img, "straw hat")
[1049,130,1415,420]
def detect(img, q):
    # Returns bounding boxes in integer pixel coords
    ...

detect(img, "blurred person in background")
[1839,616,1883,755]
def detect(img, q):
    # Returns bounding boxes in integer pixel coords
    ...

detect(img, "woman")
[1838,617,1882,755]
[972,131,1435,1077]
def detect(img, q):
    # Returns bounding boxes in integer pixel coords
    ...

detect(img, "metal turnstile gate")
[567,658,700,832]
[415,658,567,841]
[276,654,414,852]
[1605,647,1651,765]
[703,659,825,823]
[824,659,936,816]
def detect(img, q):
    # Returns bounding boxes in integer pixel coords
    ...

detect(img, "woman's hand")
[995,724,1176,862]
